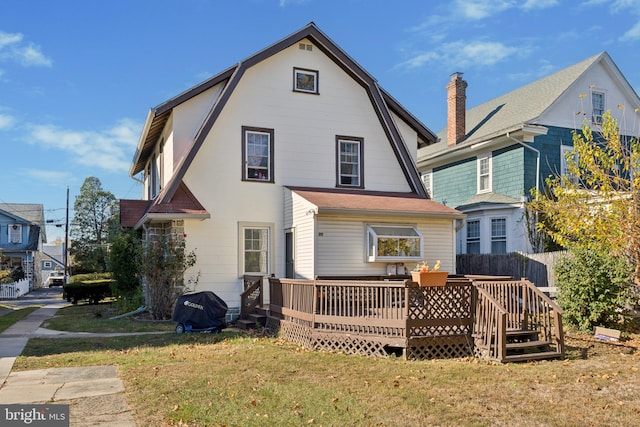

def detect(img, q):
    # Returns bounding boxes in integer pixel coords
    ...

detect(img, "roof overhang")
[418,124,548,169]
[134,212,211,230]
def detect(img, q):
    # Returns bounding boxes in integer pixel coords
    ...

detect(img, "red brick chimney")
[446,72,467,146]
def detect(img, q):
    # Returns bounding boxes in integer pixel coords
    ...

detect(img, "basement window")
[367,225,422,262]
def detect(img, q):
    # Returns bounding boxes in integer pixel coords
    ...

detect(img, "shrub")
[555,247,632,331]
[63,279,114,305]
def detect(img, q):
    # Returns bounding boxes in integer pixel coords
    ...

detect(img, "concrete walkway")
[0,289,137,426]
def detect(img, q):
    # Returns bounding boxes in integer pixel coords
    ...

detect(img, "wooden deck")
[258,276,564,363]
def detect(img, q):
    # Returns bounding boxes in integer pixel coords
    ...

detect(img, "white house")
[121,23,464,319]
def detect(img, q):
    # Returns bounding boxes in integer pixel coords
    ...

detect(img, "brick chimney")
[446,72,467,146]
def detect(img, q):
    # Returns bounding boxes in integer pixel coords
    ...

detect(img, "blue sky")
[2,0,640,241]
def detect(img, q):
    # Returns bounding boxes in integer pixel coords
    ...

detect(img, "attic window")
[293,67,318,94]
[592,91,605,124]
[298,43,312,51]
[9,224,22,244]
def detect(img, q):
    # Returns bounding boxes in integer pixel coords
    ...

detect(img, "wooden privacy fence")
[268,277,564,362]
[457,251,568,288]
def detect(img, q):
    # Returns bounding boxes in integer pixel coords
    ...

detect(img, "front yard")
[12,302,640,427]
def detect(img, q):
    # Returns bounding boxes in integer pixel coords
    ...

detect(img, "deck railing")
[267,277,563,361]
[240,275,264,319]
[474,279,564,356]
[473,286,508,361]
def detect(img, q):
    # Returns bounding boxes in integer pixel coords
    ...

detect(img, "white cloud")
[621,20,640,40]
[396,40,520,70]
[0,113,15,129]
[20,169,75,187]
[521,0,559,11]
[28,118,141,173]
[455,0,514,20]
[0,30,52,67]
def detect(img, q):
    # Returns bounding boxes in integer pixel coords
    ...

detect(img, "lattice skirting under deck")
[406,335,475,360]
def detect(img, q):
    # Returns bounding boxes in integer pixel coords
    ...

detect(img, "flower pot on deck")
[411,271,448,287]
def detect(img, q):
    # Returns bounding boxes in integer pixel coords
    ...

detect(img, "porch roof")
[288,187,465,219]
[119,182,210,229]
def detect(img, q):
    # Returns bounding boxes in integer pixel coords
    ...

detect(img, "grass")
[13,316,640,427]
[0,306,41,333]
[40,301,175,333]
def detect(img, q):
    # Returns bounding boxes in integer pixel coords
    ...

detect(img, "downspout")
[506,132,540,197]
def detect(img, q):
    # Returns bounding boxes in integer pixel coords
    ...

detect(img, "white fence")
[0,278,30,300]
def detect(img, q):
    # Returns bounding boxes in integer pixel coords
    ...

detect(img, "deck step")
[504,351,563,362]
[506,339,550,350]
[506,329,540,339]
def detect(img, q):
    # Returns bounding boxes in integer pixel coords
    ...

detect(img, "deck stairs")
[236,306,268,330]
[502,329,563,362]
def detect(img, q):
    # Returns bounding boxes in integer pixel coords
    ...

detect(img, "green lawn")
[0,306,40,333]
[14,308,640,427]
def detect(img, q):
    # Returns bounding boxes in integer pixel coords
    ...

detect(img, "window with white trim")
[592,91,605,124]
[560,144,578,182]
[9,224,22,244]
[242,127,274,182]
[491,218,507,254]
[240,223,271,275]
[421,170,433,198]
[478,156,491,193]
[466,220,480,254]
[367,225,422,261]
[43,261,52,268]
[337,136,363,188]
[293,67,318,94]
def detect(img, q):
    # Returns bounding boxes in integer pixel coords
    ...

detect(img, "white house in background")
[120,23,464,320]
[417,52,640,255]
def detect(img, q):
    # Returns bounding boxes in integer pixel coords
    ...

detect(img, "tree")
[70,177,117,273]
[109,229,143,312]
[530,109,639,325]
[139,235,198,320]
[532,110,640,281]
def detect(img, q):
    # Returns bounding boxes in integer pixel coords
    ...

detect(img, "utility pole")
[64,186,69,282]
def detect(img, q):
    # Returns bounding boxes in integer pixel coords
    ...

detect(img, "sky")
[2,0,640,242]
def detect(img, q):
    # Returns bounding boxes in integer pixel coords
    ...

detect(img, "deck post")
[521,278,529,330]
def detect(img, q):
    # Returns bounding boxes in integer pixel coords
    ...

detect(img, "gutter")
[316,207,466,220]
[506,131,541,196]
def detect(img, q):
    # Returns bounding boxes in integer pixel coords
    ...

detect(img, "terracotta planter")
[411,271,448,287]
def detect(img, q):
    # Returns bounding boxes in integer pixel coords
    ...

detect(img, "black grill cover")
[172,291,228,330]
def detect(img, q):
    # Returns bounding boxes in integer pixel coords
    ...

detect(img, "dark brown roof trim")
[154,22,429,203]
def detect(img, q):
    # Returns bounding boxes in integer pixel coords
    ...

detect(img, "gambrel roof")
[130,22,437,205]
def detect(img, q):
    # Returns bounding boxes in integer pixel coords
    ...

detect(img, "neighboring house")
[0,203,47,288]
[417,52,640,255]
[120,23,464,320]
[41,243,66,285]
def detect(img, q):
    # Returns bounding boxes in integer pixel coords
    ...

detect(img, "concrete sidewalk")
[0,292,137,426]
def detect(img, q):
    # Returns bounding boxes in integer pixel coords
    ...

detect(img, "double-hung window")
[478,156,491,193]
[240,223,271,275]
[337,136,363,188]
[466,220,480,254]
[560,145,578,183]
[491,218,507,254]
[242,126,274,182]
[421,170,433,198]
[592,91,605,124]
[367,225,422,262]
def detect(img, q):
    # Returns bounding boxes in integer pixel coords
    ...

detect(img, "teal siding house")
[418,52,640,254]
